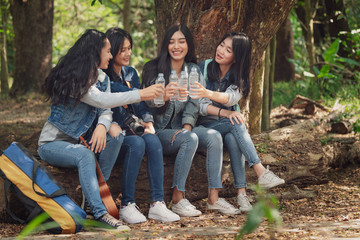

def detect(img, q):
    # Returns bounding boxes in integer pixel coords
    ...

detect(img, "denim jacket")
[146,62,204,132]
[110,66,153,128]
[197,59,241,124]
[47,71,110,139]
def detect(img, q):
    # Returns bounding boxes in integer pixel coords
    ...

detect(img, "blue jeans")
[38,133,123,219]
[201,118,261,188]
[192,126,223,189]
[157,129,198,192]
[118,133,164,205]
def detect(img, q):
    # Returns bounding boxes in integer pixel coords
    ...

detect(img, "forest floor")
[0,94,360,239]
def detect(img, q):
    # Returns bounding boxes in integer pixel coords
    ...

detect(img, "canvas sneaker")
[119,202,147,224]
[171,198,202,217]
[148,201,180,222]
[258,166,285,189]
[207,198,241,215]
[237,194,253,212]
[97,213,130,231]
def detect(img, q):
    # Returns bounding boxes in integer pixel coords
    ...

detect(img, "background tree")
[274,17,295,82]
[9,0,53,97]
[154,0,296,134]
[0,0,9,98]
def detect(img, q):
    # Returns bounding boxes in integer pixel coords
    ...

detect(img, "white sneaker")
[258,166,285,189]
[206,198,241,215]
[148,201,180,222]
[119,202,146,224]
[171,198,202,217]
[237,194,253,212]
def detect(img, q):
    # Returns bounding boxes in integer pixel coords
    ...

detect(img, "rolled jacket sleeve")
[223,85,242,107]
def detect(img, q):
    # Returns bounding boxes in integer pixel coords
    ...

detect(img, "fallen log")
[331,120,353,134]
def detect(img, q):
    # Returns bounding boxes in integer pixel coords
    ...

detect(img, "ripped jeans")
[38,133,123,219]
[157,126,223,192]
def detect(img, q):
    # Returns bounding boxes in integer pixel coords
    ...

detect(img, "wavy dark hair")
[142,23,196,87]
[43,29,107,105]
[207,32,251,98]
[104,27,133,82]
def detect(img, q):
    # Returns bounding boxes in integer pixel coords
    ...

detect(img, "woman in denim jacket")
[104,27,179,224]
[37,29,164,231]
[142,23,240,217]
[192,32,285,212]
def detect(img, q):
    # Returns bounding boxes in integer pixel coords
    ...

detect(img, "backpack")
[0,142,86,234]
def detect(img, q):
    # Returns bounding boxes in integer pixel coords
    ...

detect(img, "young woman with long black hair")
[142,23,240,217]
[38,29,164,230]
[192,32,285,212]
[104,27,180,224]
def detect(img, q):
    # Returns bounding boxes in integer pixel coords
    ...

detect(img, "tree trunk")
[262,44,270,131]
[9,0,53,97]
[274,17,295,82]
[154,0,296,134]
[123,0,130,32]
[269,37,276,112]
[0,0,9,98]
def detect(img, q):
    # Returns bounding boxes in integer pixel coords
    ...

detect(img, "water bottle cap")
[191,67,197,72]
[158,73,164,77]
[171,70,176,74]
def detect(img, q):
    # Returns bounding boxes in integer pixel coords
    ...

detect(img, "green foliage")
[319,136,334,146]
[344,0,360,29]
[236,185,282,239]
[91,0,103,6]
[16,212,57,239]
[53,0,157,76]
[16,211,132,239]
[312,37,360,98]
[254,142,268,154]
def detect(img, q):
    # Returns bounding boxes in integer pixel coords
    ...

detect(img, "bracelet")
[218,108,222,118]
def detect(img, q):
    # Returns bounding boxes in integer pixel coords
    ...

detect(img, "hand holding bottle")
[186,81,209,99]
[139,84,165,101]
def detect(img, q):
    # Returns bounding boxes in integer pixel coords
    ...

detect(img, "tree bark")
[269,37,276,112]
[154,0,296,134]
[0,0,9,97]
[262,45,270,131]
[123,0,130,32]
[9,0,53,97]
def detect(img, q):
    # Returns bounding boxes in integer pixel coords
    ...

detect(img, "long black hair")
[43,29,107,105]
[104,27,133,82]
[142,23,197,87]
[207,32,251,98]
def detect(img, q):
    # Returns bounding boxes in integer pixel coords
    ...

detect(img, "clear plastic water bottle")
[189,67,199,98]
[169,70,179,102]
[178,71,188,102]
[153,73,165,105]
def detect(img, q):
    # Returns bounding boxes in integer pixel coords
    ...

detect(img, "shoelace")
[101,214,122,227]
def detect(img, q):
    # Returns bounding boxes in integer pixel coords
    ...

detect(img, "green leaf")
[323,38,340,62]
[339,57,360,67]
[319,64,330,76]
[237,202,265,238]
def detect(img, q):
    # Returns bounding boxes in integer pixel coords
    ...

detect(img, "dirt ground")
[1,94,360,239]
